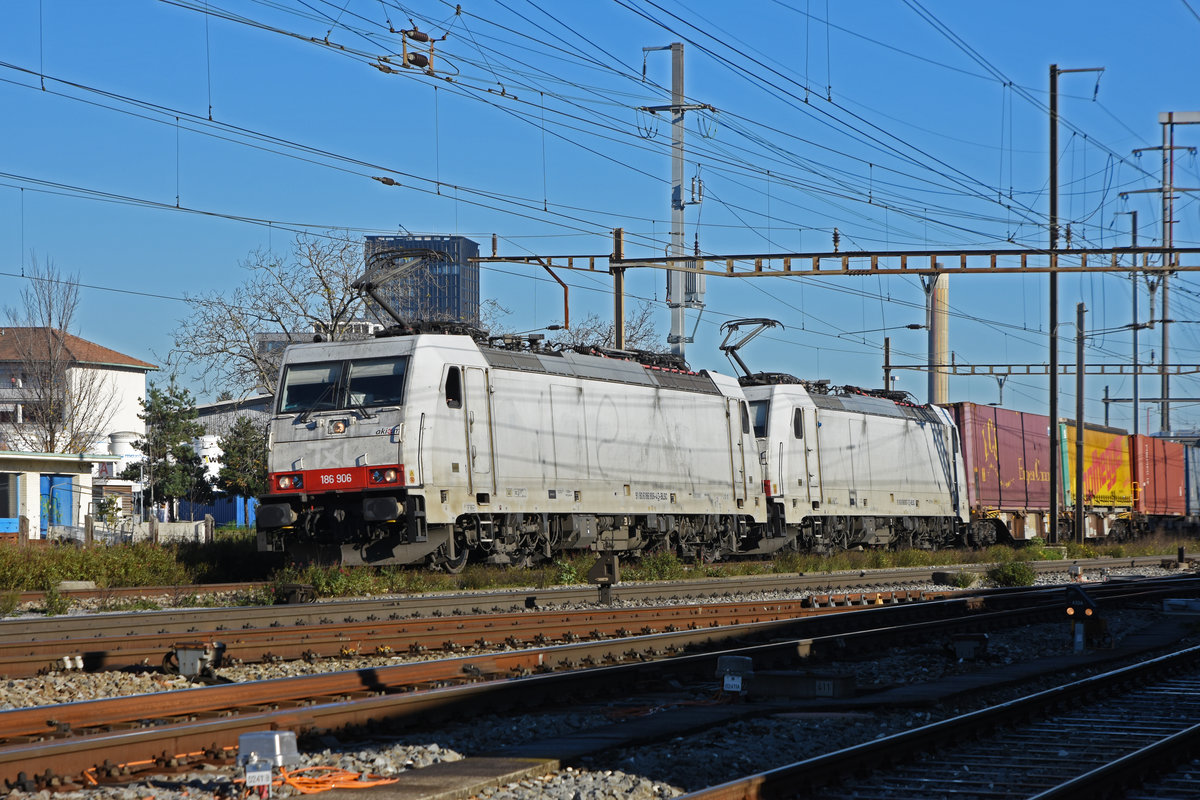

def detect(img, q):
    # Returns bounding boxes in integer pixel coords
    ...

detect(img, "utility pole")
[1049,64,1060,544]
[1117,210,1139,435]
[640,43,709,359]
[1049,64,1103,543]
[1159,112,1200,432]
[883,336,892,389]
[1075,302,1086,545]
[1128,209,1137,431]
[1123,111,1200,433]
[612,228,626,349]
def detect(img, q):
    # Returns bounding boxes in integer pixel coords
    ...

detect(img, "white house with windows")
[0,328,155,537]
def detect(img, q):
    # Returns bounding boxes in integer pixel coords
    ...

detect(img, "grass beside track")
[0,528,1192,614]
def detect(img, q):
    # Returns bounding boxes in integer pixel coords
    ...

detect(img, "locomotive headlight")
[329,419,348,434]
[277,474,303,490]
[369,468,400,485]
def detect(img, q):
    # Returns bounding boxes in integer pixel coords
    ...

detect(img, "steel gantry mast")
[640,43,711,359]
[1122,111,1200,433]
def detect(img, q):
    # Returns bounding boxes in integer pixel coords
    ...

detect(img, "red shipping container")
[1130,435,1186,516]
[949,402,1054,513]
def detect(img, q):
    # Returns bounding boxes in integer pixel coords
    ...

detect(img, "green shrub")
[456,565,500,591]
[987,561,1037,587]
[555,559,580,584]
[950,570,976,588]
[0,592,19,617]
[42,586,71,616]
[627,550,689,581]
[772,550,808,574]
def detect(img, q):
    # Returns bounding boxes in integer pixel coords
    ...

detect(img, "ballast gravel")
[3,564,1189,800]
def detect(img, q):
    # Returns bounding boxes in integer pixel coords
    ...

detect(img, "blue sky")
[2,1,1199,432]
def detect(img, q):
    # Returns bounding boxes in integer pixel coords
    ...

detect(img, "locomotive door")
[803,408,823,504]
[464,367,496,496]
[727,398,749,504]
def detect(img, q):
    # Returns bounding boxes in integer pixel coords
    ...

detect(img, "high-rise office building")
[363,235,480,327]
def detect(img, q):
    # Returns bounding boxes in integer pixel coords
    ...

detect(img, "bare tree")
[477,298,512,334]
[170,231,369,397]
[0,257,119,453]
[549,299,664,352]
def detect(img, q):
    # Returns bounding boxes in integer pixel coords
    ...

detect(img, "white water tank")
[108,431,139,456]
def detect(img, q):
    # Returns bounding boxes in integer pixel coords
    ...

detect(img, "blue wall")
[39,475,75,536]
[178,494,258,527]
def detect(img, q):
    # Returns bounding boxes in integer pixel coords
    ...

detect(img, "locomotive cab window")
[278,356,409,414]
[749,401,769,438]
[740,401,751,435]
[793,408,804,439]
[346,357,407,407]
[445,366,462,409]
[278,362,342,413]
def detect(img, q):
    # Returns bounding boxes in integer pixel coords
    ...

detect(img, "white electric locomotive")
[257,316,974,566]
[257,324,766,568]
[741,375,969,552]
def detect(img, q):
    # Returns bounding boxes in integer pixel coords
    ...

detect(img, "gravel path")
[3,564,1188,800]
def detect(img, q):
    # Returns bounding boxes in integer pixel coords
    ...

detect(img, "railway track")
[13,555,1180,636]
[7,556,1178,677]
[13,555,1183,623]
[5,575,1197,792]
[0,590,957,677]
[685,642,1200,799]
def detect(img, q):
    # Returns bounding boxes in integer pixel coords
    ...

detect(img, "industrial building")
[362,235,480,327]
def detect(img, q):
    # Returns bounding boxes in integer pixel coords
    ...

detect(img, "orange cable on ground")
[277,766,400,794]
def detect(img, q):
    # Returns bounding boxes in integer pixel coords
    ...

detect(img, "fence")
[36,515,216,546]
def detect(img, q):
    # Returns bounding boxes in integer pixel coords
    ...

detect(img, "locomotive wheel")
[434,534,470,573]
[441,546,469,573]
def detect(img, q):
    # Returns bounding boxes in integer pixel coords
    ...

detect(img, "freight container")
[949,402,1054,511]
[1130,435,1186,517]
[1186,444,1200,518]
[1060,423,1132,508]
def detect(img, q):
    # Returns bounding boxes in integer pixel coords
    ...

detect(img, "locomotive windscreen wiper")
[346,396,376,420]
[296,381,338,424]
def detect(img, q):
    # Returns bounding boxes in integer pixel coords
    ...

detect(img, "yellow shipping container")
[1060,424,1132,507]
